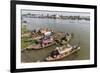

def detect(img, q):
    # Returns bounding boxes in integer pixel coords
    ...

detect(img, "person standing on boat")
[60,33,68,44]
[66,33,72,42]
[40,38,43,47]
[37,29,42,35]
[40,34,45,47]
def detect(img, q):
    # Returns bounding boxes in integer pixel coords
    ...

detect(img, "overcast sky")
[21,9,90,17]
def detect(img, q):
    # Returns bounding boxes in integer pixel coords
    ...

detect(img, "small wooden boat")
[45,44,80,61]
[26,42,55,50]
[25,38,55,50]
[54,33,73,45]
[30,28,54,40]
[31,31,60,40]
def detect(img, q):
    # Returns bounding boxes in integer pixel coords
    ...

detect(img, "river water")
[21,18,90,62]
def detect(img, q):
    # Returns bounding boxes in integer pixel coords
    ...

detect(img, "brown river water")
[21,18,90,62]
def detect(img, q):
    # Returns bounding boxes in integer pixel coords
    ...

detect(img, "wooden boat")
[45,45,80,61]
[21,33,73,52]
[25,38,55,50]
[31,31,60,40]
[26,42,55,50]
[30,28,54,40]
[54,33,73,45]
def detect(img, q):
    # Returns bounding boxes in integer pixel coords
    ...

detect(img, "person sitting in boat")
[43,36,53,43]
[50,47,60,58]
[37,29,42,35]
[61,33,72,43]
[60,34,68,45]
[40,39,43,47]
[50,46,66,58]
[31,29,36,35]
[61,33,68,42]
[33,29,36,33]
[40,36,53,47]
[66,33,72,41]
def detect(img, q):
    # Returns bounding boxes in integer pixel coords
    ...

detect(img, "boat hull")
[45,47,80,61]
[25,42,55,50]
